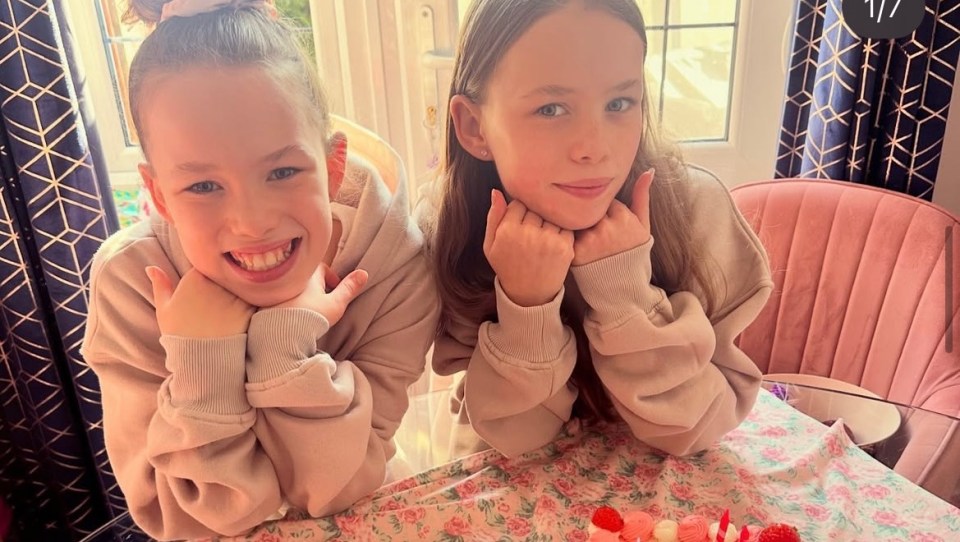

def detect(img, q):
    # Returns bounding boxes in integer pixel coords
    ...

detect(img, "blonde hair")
[124,1,329,155]
[428,0,723,421]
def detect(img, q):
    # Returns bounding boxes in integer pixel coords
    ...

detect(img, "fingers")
[607,198,630,218]
[145,266,173,308]
[327,269,369,309]
[630,168,655,225]
[521,209,544,228]
[483,189,509,255]
[502,194,528,224]
[543,221,562,235]
[322,263,341,291]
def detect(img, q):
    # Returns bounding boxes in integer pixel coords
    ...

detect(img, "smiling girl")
[423,0,773,458]
[81,1,438,539]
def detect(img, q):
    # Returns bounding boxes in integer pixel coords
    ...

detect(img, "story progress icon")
[842,0,925,39]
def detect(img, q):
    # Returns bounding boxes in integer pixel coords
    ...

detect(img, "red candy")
[592,506,625,532]
[758,523,801,542]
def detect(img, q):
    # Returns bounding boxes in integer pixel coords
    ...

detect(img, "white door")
[309,0,461,196]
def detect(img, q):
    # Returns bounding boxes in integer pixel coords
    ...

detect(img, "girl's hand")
[572,169,654,266]
[484,189,575,307]
[271,264,368,327]
[146,267,255,338]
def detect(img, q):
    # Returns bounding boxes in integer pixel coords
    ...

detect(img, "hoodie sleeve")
[432,279,579,458]
[81,239,282,541]
[570,173,772,456]
[242,253,438,516]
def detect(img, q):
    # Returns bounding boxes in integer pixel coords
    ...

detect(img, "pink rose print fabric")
[213,392,959,541]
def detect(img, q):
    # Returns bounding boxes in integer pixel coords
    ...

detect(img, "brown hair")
[428,0,723,421]
[124,1,329,156]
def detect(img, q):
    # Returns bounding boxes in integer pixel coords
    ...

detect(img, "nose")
[227,186,279,238]
[568,113,610,164]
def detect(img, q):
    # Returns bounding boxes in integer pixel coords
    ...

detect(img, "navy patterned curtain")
[0,1,131,540]
[776,0,960,199]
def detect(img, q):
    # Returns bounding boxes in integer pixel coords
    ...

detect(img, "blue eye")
[187,181,220,194]
[269,167,301,180]
[607,98,636,112]
[537,104,568,117]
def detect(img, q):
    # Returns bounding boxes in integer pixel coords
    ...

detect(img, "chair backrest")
[329,114,402,195]
[730,179,959,413]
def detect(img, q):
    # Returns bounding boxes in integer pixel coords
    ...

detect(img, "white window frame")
[66,1,144,189]
[683,0,794,186]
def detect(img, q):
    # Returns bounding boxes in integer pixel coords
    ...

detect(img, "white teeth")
[231,240,294,272]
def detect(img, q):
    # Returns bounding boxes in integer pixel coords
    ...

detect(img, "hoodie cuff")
[571,239,665,323]
[161,335,250,415]
[481,277,572,364]
[245,307,330,383]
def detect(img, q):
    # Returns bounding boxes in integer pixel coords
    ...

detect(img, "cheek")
[169,204,219,235]
[293,198,333,239]
[488,134,555,194]
[617,115,644,156]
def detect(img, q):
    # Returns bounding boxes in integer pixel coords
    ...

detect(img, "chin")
[549,211,608,232]
[233,284,304,309]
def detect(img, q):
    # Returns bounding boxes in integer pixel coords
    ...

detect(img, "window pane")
[668,0,737,26]
[457,0,472,22]
[96,0,149,146]
[660,26,734,141]
[636,0,666,27]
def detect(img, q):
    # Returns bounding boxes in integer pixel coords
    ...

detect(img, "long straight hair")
[428,0,724,421]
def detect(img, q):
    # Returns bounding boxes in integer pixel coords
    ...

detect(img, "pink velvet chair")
[730,179,959,504]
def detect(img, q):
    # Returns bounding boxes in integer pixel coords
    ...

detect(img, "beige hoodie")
[82,154,439,540]
[431,166,773,458]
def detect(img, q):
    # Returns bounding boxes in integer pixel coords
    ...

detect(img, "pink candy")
[621,511,655,541]
[677,514,709,542]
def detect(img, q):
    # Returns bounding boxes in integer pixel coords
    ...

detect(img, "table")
[761,377,960,507]
[202,387,960,541]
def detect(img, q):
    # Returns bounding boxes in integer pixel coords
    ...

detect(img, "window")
[639,0,739,141]
[69,0,794,227]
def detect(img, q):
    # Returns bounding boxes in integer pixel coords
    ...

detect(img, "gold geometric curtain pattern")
[777,0,960,200]
[0,0,128,540]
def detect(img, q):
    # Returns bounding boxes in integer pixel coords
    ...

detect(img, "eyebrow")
[521,79,642,99]
[175,144,302,173]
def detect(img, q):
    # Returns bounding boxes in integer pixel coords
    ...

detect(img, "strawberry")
[758,523,801,542]
[591,506,624,532]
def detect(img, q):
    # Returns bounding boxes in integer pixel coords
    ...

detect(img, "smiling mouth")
[555,182,611,198]
[226,238,300,272]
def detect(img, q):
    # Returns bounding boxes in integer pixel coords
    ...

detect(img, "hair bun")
[123,0,171,25]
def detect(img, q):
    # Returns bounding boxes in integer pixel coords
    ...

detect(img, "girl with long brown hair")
[423,0,773,458]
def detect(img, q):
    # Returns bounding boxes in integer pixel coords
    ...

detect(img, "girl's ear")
[326,131,348,199]
[450,95,492,161]
[139,163,172,223]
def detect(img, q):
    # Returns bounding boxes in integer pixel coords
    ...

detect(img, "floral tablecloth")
[217,391,960,541]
